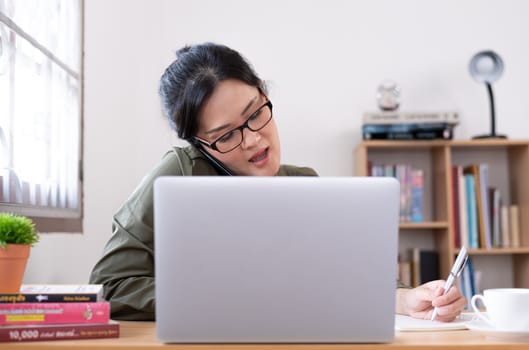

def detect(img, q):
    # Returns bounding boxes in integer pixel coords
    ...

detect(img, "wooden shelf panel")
[359,139,529,149]
[399,221,449,230]
[460,247,529,255]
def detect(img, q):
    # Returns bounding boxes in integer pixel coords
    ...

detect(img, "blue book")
[465,175,479,249]
[460,257,475,310]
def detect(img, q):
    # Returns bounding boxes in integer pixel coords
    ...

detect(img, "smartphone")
[191,141,234,176]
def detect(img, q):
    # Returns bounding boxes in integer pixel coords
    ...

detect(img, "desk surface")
[1,321,528,349]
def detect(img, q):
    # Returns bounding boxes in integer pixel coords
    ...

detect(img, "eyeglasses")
[192,100,273,154]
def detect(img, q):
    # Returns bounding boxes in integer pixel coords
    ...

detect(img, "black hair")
[159,43,263,140]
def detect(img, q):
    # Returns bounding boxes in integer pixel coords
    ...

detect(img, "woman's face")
[196,79,281,176]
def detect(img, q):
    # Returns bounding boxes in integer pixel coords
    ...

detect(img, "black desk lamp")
[469,50,507,139]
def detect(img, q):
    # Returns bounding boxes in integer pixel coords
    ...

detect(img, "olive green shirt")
[89,146,318,320]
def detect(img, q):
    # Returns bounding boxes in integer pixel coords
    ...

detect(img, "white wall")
[23,0,529,284]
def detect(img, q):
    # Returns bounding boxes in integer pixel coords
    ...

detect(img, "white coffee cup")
[471,288,529,331]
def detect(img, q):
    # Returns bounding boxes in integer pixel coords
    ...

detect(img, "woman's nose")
[240,127,260,149]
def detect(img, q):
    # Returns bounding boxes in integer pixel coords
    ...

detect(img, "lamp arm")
[486,82,496,136]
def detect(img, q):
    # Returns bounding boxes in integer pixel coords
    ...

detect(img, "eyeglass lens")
[214,102,272,153]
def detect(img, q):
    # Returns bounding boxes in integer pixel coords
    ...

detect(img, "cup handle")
[471,294,493,327]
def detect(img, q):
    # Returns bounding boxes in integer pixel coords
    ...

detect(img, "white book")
[362,111,460,125]
[510,205,520,248]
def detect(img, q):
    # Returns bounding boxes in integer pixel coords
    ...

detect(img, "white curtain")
[0,0,81,214]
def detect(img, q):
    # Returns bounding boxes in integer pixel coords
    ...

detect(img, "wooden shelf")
[354,139,529,288]
[399,221,449,230]
[462,247,529,255]
[361,139,529,148]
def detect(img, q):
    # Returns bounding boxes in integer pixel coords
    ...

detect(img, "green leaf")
[0,213,40,249]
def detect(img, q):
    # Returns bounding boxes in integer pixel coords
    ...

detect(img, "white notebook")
[395,313,474,332]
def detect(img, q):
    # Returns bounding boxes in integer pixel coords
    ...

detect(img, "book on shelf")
[500,205,510,248]
[362,122,454,141]
[398,260,412,287]
[458,256,475,310]
[450,163,521,250]
[0,302,110,325]
[450,166,461,248]
[489,188,502,248]
[457,166,469,249]
[370,163,423,223]
[464,164,492,249]
[0,320,119,342]
[0,284,104,304]
[410,248,440,287]
[362,111,459,125]
[464,174,479,249]
[410,169,424,222]
[510,205,520,248]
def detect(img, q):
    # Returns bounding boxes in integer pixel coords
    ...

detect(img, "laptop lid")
[154,176,399,343]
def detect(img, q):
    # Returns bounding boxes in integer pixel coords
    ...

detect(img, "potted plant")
[0,213,39,293]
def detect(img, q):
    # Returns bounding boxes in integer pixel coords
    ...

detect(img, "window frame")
[0,1,84,233]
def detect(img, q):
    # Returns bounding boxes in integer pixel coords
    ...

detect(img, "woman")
[89,42,466,321]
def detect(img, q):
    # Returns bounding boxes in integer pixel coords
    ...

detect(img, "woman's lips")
[249,148,269,165]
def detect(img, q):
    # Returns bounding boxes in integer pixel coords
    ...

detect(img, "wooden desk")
[1,321,528,349]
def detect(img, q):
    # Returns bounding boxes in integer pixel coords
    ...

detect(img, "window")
[0,0,83,232]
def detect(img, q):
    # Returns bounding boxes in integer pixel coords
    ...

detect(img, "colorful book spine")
[478,164,492,249]
[0,321,119,342]
[465,175,479,249]
[362,122,454,140]
[0,302,110,325]
[0,284,103,304]
[410,169,424,222]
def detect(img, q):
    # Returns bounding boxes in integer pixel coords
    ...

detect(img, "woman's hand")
[396,280,467,322]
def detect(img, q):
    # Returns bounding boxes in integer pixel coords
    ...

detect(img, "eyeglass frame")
[191,100,273,154]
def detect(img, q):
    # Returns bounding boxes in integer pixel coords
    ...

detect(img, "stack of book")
[362,111,459,140]
[0,284,119,343]
[450,163,521,249]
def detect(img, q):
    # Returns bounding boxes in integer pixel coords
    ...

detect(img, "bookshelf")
[354,139,529,289]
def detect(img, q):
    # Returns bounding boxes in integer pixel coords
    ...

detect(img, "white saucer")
[465,319,529,341]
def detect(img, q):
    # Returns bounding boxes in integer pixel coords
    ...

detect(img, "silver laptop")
[154,176,399,343]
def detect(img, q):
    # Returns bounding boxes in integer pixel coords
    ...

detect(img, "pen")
[430,246,468,321]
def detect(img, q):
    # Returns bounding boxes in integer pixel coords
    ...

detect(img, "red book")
[451,166,461,248]
[0,320,119,342]
[0,302,110,325]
